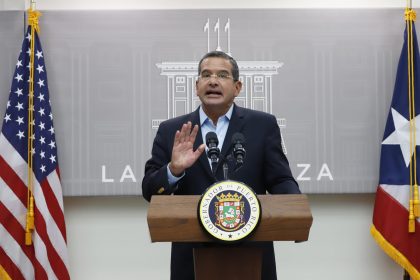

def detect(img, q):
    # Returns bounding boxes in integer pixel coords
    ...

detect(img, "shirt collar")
[199,104,234,126]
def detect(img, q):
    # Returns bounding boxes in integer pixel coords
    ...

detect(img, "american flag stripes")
[0,11,70,279]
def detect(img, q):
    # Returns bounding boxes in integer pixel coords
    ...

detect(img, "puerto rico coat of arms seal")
[198,180,261,242]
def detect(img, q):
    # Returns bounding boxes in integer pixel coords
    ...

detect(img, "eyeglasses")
[199,72,233,81]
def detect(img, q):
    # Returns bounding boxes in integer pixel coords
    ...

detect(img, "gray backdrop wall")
[0,9,410,195]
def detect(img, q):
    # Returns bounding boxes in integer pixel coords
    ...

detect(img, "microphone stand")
[211,159,218,177]
[223,162,229,180]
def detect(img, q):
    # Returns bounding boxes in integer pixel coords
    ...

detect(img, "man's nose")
[208,76,219,85]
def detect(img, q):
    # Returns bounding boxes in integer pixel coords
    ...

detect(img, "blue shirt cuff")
[167,164,185,185]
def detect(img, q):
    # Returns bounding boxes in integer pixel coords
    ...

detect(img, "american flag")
[371,9,420,280]
[0,17,70,280]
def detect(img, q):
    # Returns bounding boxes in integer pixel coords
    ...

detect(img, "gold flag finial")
[27,9,42,33]
[405,8,417,21]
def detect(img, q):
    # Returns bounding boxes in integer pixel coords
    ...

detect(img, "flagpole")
[25,0,41,246]
[406,0,412,9]
[409,0,420,229]
[405,5,419,233]
[405,5,416,280]
[409,0,420,221]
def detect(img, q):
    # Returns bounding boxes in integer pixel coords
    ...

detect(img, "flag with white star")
[0,22,70,279]
[371,11,420,280]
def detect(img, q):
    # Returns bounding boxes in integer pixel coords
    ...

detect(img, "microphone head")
[205,132,220,163]
[232,132,246,166]
[206,131,219,146]
[231,132,246,145]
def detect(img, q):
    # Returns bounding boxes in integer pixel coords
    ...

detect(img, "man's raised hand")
[169,122,205,176]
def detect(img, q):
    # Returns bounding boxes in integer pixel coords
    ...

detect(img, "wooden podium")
[147,194,313,280]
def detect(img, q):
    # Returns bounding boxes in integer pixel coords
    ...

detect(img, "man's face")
[196,57,242,114]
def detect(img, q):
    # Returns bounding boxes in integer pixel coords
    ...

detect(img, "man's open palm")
[169,122,205,176]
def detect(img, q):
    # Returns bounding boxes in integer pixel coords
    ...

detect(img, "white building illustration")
[152,18,288,154]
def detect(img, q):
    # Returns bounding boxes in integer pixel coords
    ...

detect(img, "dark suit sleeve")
[142,123,176,202]
[264,115,301,194]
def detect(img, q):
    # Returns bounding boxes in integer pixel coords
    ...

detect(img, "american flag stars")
[15,87,23,96]
[14,73,23,82]
[4,114,11,123]
[1,29,58,182]
[36,64,44,73]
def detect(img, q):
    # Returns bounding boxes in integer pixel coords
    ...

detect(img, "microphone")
[232,132,246,167]
[205,132,220,174]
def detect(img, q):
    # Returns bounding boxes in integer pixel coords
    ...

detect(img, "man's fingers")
[180,122,192,143]
[189,124,199,143]
[185,122,192,140]
[180,123,187,143]
[174,122,196,149]
[173,130,181,146]
[193,144,206,159]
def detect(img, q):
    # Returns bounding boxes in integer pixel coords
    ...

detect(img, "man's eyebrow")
[200,69,230,73]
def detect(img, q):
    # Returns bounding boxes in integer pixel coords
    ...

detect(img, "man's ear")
[234,80,242,97]
[195,80,199,96]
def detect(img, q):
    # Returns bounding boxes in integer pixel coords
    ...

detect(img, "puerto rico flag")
[371,10,420,280]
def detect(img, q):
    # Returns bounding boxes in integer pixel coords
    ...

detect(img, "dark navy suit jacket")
[142,104,300,280]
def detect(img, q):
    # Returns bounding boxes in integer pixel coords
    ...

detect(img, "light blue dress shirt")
[167,105,234,185]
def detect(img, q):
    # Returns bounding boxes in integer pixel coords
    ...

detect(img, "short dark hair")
[197,51,240,82]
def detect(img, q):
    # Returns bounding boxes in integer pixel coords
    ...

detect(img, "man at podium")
[142,51,301,280]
